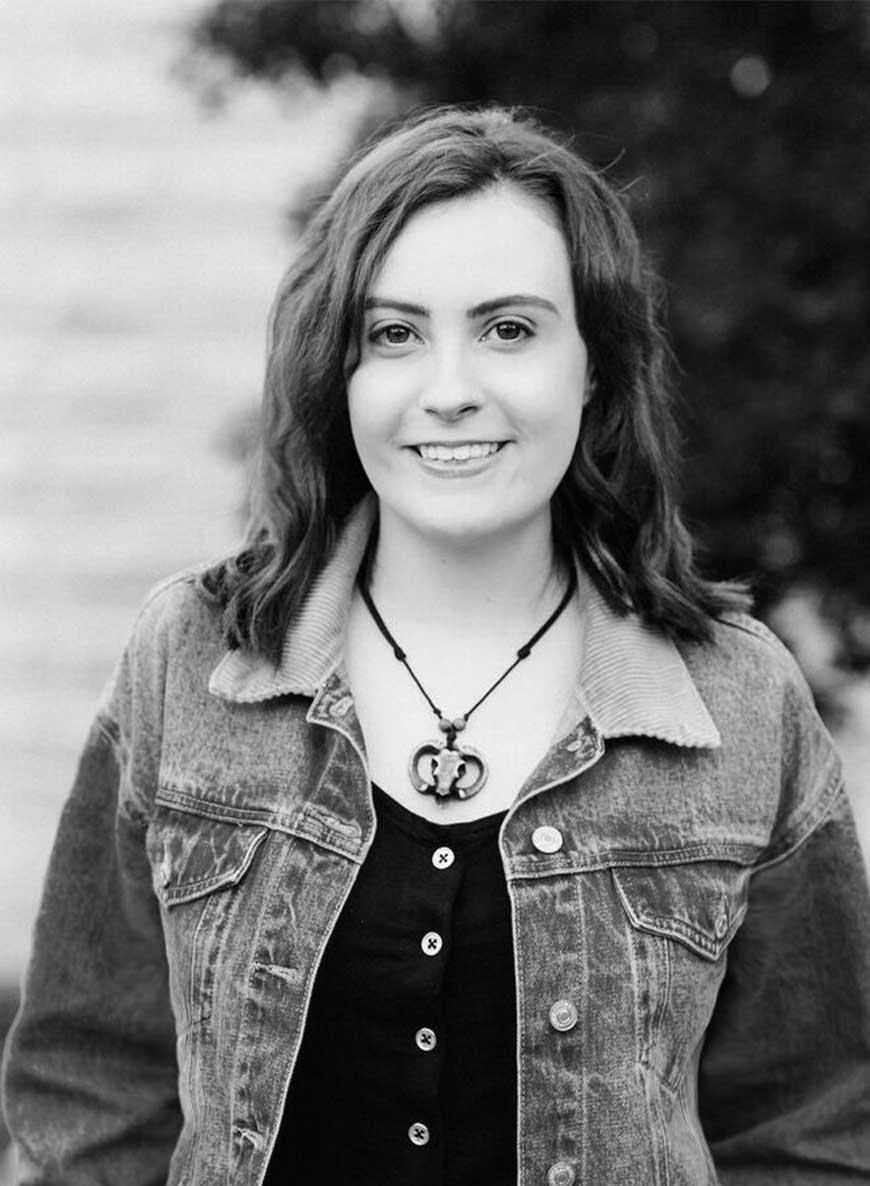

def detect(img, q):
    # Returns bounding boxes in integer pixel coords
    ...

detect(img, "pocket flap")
[612,861,749,961]
[150,806,269,907]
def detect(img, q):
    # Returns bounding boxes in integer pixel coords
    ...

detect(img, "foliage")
[185,0,870,667]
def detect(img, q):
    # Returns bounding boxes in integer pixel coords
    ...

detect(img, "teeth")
[418,442,501,462]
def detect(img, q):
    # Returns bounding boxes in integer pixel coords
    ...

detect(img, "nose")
[420,345,481,421]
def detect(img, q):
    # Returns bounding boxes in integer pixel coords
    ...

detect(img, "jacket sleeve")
[698,658,870,1181]
[1,626,181,1182]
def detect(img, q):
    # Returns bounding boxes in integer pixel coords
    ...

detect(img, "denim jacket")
[4,499,870,1186]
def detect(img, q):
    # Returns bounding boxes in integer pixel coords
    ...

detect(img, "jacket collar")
[209,496,720,750]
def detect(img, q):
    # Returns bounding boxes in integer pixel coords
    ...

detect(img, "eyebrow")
[364,294,561,319]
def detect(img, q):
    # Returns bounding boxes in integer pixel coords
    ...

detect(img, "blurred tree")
[183,0,870,668]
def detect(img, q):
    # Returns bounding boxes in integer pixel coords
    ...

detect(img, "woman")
[3,106,869,1185]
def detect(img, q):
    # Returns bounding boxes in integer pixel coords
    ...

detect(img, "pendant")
[409,717,488,802]
[409,738,488,801]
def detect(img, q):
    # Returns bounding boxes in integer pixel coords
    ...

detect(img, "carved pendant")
[409,737,488,802]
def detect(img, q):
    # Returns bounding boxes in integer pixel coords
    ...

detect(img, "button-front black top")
[266,783,517,1185]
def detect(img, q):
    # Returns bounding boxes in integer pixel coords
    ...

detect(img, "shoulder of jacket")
[692,612,844,862]
[94,565,229,823]
[701,610,811,692]
[97,564,225,717]
[676,610,826,751]
[129,563,219,642]
[138,562,211,612]
[713,610,785,649]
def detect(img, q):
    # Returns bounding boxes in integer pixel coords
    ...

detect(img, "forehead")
[369,184,574,305]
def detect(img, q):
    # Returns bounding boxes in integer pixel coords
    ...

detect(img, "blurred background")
[2,0,869,1168]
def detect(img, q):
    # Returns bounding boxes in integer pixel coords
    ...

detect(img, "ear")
[582,365,597,408]
[343,337,360,380]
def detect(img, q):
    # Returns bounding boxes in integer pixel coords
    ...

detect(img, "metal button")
[548,999,578,1032]
[415,1026,437,1051]
[547,1162,576,1186]
[432,845,455,869]
[421,931,443,956]
[713,912,728,939]
[532,825,563,854]
[408,1122,430,1146]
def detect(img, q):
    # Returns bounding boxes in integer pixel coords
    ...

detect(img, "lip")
[409,440,507,455]
[408,440,509,477]
[412,440,505,448]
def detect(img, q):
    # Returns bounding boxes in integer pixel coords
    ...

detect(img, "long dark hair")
[201,105,749,662]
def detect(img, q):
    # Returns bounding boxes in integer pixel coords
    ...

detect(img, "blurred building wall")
[0,0,358,981]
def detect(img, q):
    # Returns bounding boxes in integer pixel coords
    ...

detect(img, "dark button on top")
[421,931,443,956]
[432,845,455,869]
[548,999,578,1032]
[415,1027,437,1051]
[547,1162,576,1186]
[408,1122,430,1146]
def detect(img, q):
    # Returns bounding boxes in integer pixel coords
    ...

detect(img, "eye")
[484,319,532,343]
[369,322,419,347]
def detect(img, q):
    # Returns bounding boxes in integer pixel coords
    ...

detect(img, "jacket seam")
[154,789,365,863]
[137,567,205,617]
[93,712,151,830]
[94,710,119,747]
[754,769,846,873]
[505,843,760,880]
[713,613,782,650]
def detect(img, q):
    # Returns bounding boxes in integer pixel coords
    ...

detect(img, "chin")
[405,502,539,549]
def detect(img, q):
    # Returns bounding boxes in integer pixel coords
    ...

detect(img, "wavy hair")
[201,105,749,661]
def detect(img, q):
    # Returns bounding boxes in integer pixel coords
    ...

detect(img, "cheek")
[345,384,373,473]
[548,407,583,484]
[549,356,588,444]
[505,345,587,430]
[528,383,584,490]
[346,369,376,436]
[346,371,399,466]
[534,385,584,446]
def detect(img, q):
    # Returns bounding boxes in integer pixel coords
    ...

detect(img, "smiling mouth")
[414,442,505,462]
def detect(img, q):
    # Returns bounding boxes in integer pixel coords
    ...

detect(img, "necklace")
[357,568,577,803]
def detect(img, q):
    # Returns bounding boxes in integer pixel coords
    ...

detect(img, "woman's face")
[347,183,591,550]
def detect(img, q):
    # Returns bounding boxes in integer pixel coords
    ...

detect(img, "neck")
[366,507,567,635]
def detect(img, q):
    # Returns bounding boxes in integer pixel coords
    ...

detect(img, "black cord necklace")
[357,567,577,803]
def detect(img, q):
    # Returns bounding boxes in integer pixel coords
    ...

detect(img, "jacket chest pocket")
[612,859,749,961]
[147,803,270,1033]
[611,859,751,1089]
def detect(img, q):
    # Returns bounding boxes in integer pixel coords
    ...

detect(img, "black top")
[266,783,517,1185]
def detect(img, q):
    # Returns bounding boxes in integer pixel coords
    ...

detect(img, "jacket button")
[421,931,443,956]
[547,1162,575,1186]
[432,845,455,869]
[714,912,728,939]
[415,1026,437,1051]
[548,999,578,1032]
[408,1121,430,1146]
[532,825,563,854]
